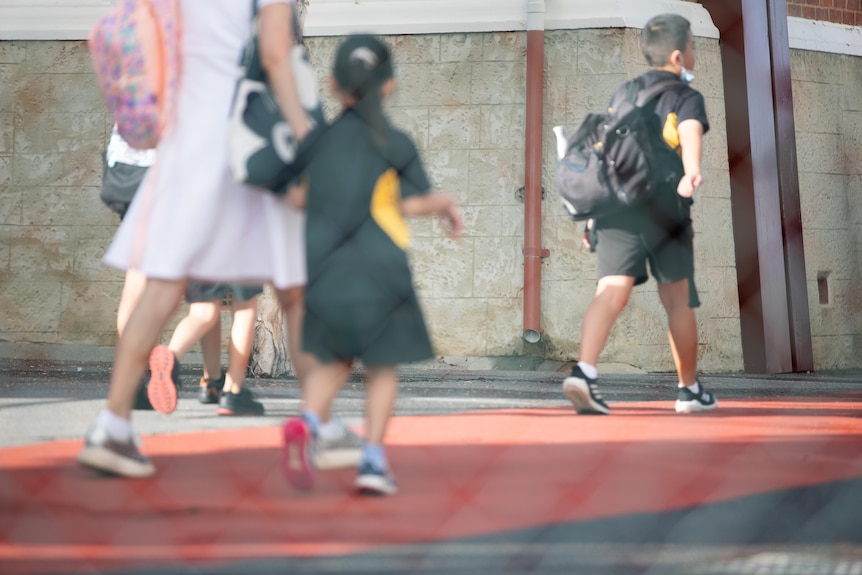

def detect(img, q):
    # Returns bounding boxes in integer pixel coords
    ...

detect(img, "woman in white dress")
[78,0,312,478]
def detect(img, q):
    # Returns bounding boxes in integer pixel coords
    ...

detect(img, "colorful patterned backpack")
[89,0,181,150]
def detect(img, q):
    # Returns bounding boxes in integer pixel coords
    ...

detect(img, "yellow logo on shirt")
[371,168,409,250]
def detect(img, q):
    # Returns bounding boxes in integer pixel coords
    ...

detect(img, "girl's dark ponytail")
[333,35,393,149]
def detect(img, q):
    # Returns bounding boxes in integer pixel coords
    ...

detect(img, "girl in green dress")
[282,34,463,496]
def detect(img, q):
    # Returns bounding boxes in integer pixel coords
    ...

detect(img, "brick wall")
[787,0,862,25]
[681,0,862,26]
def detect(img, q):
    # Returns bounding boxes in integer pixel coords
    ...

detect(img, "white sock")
[577,361,598,380]
[680,381,701,394]
[97,408,132,441]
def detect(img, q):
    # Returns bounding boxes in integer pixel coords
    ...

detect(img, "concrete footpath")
[1,358,861,574]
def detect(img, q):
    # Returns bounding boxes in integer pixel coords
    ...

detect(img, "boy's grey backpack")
[554,78,684,221]
[228,0,325,194]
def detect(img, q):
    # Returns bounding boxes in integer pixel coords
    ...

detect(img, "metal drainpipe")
[523,0,549,343]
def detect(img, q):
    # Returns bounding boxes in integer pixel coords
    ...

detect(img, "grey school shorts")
[185,282,263,304]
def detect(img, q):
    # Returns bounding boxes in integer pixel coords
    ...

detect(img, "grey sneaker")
[563,365,611,415]
[675,382,718,413]
[77,424,155,478]
[315,417,363,470]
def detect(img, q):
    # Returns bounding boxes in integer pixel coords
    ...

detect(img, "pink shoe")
[282,417,316,490]
[147,345,178,414]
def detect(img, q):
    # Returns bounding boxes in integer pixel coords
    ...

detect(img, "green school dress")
[301,109,434,366]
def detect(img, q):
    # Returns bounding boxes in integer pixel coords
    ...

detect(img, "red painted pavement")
[1,396,861,574]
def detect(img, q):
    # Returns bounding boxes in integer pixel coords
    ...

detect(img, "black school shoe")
[216,387,264,416]
[133,378,153,410]
[355,460,398,496]
[563,364,611,415]
[198,371,225,404]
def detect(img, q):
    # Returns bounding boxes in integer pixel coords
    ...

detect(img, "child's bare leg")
[107,278,185,419]
[168,301,220,361]
[224,296,257,394]
[354,365,399,495]
[117,269,146,337]
[578,275,635,365]
[276,286,330,420]
[198,317,223,380]
[363,366,398,445]
[282,361,351,489]
[658,278,698,387]
[303,361,352,421]
[277,286,318,384]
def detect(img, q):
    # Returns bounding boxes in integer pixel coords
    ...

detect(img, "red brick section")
[682,0,862,25]
[787,0,862,25]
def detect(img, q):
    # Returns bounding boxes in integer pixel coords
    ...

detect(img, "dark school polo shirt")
[300,109,434,365]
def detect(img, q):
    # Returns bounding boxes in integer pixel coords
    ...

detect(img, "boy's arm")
[401,191,463,239]
[677,118,704,198]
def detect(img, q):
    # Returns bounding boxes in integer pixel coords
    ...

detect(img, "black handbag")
[227,0,324,194]
[100,151,148,217]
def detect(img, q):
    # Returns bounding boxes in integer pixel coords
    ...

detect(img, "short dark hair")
[641,14,691,66]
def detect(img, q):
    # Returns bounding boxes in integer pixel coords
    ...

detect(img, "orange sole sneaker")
[147,345,178,414]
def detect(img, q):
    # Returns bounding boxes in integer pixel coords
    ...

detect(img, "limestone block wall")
[0,30,859,372]
[0,41,210,356]
[305,29,743,373]
[0,41,118,349]
[791,49,862,369]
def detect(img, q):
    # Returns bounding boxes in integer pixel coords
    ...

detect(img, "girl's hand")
[401,190,463,238]
[440,200,463,239]
[286,182,307,210]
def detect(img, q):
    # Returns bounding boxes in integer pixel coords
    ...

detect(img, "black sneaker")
[563,365,611,415]
[133,372,153,410]
[197,371,224,404]
[216,387,264,416]
[675,382,718,413]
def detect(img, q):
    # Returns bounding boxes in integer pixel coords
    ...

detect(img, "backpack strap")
[608,77,682,113]
[635,78,684,107]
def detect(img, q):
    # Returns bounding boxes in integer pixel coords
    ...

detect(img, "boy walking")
[564,13,717,415]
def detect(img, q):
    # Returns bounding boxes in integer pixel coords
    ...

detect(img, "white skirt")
[103,0,305,290]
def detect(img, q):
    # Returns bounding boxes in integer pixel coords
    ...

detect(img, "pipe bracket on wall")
[515,186,546,203]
